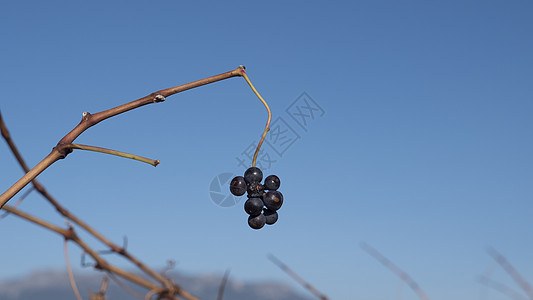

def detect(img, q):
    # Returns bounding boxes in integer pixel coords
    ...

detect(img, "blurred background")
[0,1,532,299]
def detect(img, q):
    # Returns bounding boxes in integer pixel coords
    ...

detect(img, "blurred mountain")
[0,269,313,300]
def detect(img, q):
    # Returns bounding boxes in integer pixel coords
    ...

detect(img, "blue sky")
[1,1,532,299]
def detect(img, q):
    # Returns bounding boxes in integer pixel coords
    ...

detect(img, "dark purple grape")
[246,182,264,197]
[244,167,263,184]
[244,197,264,216]
[229,176,247,196]
[248,214,266,230]
[263,175,280,190]
[263,209,278,225]
[263,191,283,211]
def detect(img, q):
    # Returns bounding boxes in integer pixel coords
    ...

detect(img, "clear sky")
[1,1,532,300]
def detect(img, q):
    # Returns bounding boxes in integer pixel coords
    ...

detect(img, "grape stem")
[242,71,272,167]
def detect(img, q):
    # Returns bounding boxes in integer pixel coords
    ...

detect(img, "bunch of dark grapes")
[230,167,283,230]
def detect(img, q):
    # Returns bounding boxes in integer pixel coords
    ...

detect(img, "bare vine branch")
[0,66,275,300]
[2,205,71,236]
[0,66,245,208]
[2,204,193,299]
[0,109,32,173]
[0,110,195,298]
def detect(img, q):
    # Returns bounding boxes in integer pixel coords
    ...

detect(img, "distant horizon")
[0,268,314,300]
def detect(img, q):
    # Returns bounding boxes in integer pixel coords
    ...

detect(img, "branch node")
[237,65,246,76]
[153,94,166,103]
[65,225,77,241]
[54,144,74,159]
[82,111,92,121]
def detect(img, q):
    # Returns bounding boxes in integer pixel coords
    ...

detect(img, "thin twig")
[65,239,84,300]
[160,260,176,278]
[477,275,529,300]
[488,248,533,300]
[360,242,431,300]
[267,254,329,300]
[89,276,109,300]
[2,205,71,236]
[99,276,109,294]
[0,66,246,208]
[0,186,34,220]
[0,109,32,173]
[67,143,159,167]
[217,269,231,300]
[66,144,159,167]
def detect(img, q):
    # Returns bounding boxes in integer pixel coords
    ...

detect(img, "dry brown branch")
[477,275,529,300]
[0,66,270,300]
[217,269,231,300]
[267,254,329,300]
[1,110,194,299]
[2,205,71,236]
[0,66,246,208]
[2,204,195,300]
[488,248,533,300]
[2,205,157,290]
[360,242,431,300]
[0,109,31,173]
[65,239,84,300]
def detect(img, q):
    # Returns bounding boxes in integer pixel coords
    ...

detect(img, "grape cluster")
[230,167,284,230]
